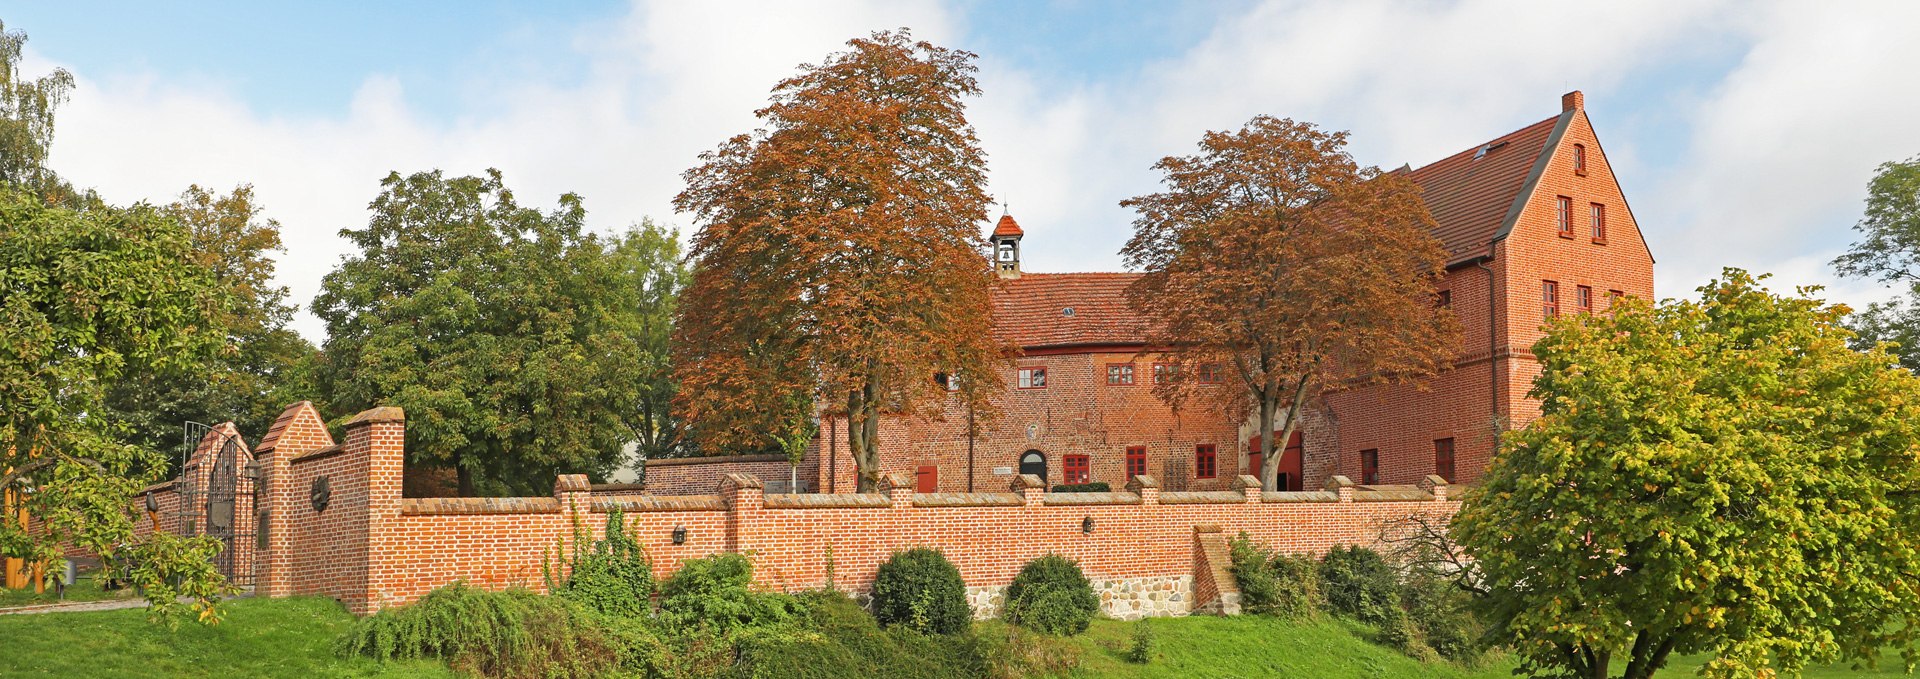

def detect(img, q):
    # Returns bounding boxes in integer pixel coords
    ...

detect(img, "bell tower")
[992,213,1023,279]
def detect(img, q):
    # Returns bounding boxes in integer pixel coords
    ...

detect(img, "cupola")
[992,214,1024,279]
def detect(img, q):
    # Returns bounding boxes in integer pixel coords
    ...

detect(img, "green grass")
[0,575,135,608]
[1042,615,1916,679]
[0,595,454,678]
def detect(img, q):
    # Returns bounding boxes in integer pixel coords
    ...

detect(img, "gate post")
[252,401,335,598]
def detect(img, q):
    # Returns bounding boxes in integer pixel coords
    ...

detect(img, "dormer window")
[1573,144,1587,176]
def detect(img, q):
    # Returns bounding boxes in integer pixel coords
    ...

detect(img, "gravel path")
[0,590,251,616]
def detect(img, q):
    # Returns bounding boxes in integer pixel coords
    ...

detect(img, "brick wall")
[630,454,813,495]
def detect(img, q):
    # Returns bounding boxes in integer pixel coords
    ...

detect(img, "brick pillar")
[252,401,334,598]
[555,473,592,516]
[1325,475,1356,503]
[1012,474,1045,506]
[722,473,764,553]
[1233,475,1262,504]
[882,472,915,508]
[1418,474,1449,503]
[1125,475,1160,505]
[345,406,405,613]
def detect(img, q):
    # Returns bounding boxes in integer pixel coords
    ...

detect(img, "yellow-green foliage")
[337,583,629,679]
[1456,269,1920,679]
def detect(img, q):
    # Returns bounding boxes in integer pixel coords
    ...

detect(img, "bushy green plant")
[872,547,970,635]
[733,589,997,679]
[337,582,626,679]
[1002,555,1099,636]
[1319,545,1400,626]
[1126,620,1154,664]
[545,508,654,618]
[1228,533,1321,618]
[1049,482,1110,493]
[1402,571,1483,662]
[658,553,801,633]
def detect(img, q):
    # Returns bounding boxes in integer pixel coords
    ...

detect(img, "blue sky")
[8,1,1920,339]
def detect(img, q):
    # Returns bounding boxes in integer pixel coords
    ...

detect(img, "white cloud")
[28,0,1920,343]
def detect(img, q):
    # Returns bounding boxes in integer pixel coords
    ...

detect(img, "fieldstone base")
[966,575,1194,620]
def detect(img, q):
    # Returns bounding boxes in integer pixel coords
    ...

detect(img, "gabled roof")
[990,273,1146,349]
[1408,111,1572,263]
[992,214,1024,237]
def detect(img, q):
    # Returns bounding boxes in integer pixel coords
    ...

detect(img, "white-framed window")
[1017,366,1047,389]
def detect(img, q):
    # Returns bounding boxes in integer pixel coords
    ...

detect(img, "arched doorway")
[1018,450,1047,485]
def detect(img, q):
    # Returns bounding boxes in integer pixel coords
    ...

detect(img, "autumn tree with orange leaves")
[1122,116,1459,491]
[673,30,1003,492]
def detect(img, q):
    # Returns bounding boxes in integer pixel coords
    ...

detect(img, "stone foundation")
[965,574,1193,620]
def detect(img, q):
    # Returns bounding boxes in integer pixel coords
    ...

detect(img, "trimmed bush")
[1228,533,1321,618]
[545,508,653,618]
[659,553,801,633]
[872,547,971,635]
[1003,555,1099,636]
[1319,545,1400,626]
[1050,482,1110,493]
[337,582,628,679]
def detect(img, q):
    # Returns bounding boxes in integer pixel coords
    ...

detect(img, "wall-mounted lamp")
[672,526,687,545]
[1081,516,1095,534]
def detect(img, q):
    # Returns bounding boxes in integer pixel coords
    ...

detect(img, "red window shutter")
[1063,455,1090,485]
[916,465,938,493]
[1434,438,1455,483]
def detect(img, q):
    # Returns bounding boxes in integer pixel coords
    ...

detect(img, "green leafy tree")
[315,169,657,495]
[1834,155,1920,370]
[0,186,234,622]
[1455,269,1920,679]
[600,220,691,461]
[101,185,316,464]
[0,20,72,196]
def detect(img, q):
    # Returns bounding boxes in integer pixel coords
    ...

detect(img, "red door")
[1248,431,1305,491]
[916,465,938,493]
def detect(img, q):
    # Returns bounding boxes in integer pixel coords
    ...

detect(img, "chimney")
[1562,90,1584,113]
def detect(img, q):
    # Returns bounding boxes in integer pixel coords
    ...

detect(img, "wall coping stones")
[400,497,562,516]
[1230,474,1262,490]
[1159,491,1245,505]
[764,493,890,509]
[1010,474,1046,490]
[1042,491,1142,506]
[345,405,405,427]
[1354,486,1434,502]
[1262,490,1341,503]
[1324,475,1356,490]
[880,472,915,491]
[912,492,1025,508]
[591,482,646,493]
[1124,474,1160,492]
[290,443,345,464]
[554,474,591,493]
[594,495,727,513]
[643,453,788,468]
[721,473,764,491]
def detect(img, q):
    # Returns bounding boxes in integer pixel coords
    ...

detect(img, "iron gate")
[172,424,258,587]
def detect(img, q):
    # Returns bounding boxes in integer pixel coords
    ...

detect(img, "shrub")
[545,508,654,618]
[1320,545,1400,626]
[1126,620,1154,664]
[1228,533,1321,618]
[658,553,802,633]
[733,589,994,679]
[1003,555,1099,636]
[872,547,971,635]
[1050,482,1110,493]
[1403,570,1484,662]
[337,582,626,679]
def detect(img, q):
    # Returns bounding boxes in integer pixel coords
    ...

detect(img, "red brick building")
[737,91,1653,495]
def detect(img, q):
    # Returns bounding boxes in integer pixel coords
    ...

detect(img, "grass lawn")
[0,575,136,609]
[0,595,453,678]
[1050,615,1916,679]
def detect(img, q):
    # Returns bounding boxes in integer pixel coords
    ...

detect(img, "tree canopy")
[0,186,234,621]
[673,30,1004,491]
[314,169,659,495]
[101,184,316,465]
[1833,154,1920,370]
[0,20,72,195]
[1120,115,1458,490]
[1455,269,1920,679]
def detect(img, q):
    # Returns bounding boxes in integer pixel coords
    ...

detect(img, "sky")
[8,1,1920,340]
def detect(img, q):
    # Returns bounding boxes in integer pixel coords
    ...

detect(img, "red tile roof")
[993,107,1574,348]
[1409,112,1567,262]
[992,214,1024,237]
[991,273,1147,349]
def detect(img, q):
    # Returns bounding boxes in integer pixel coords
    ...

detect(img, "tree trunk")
[848,385,881,493]
[456,455,476,497]
[1257,389,1278,491]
